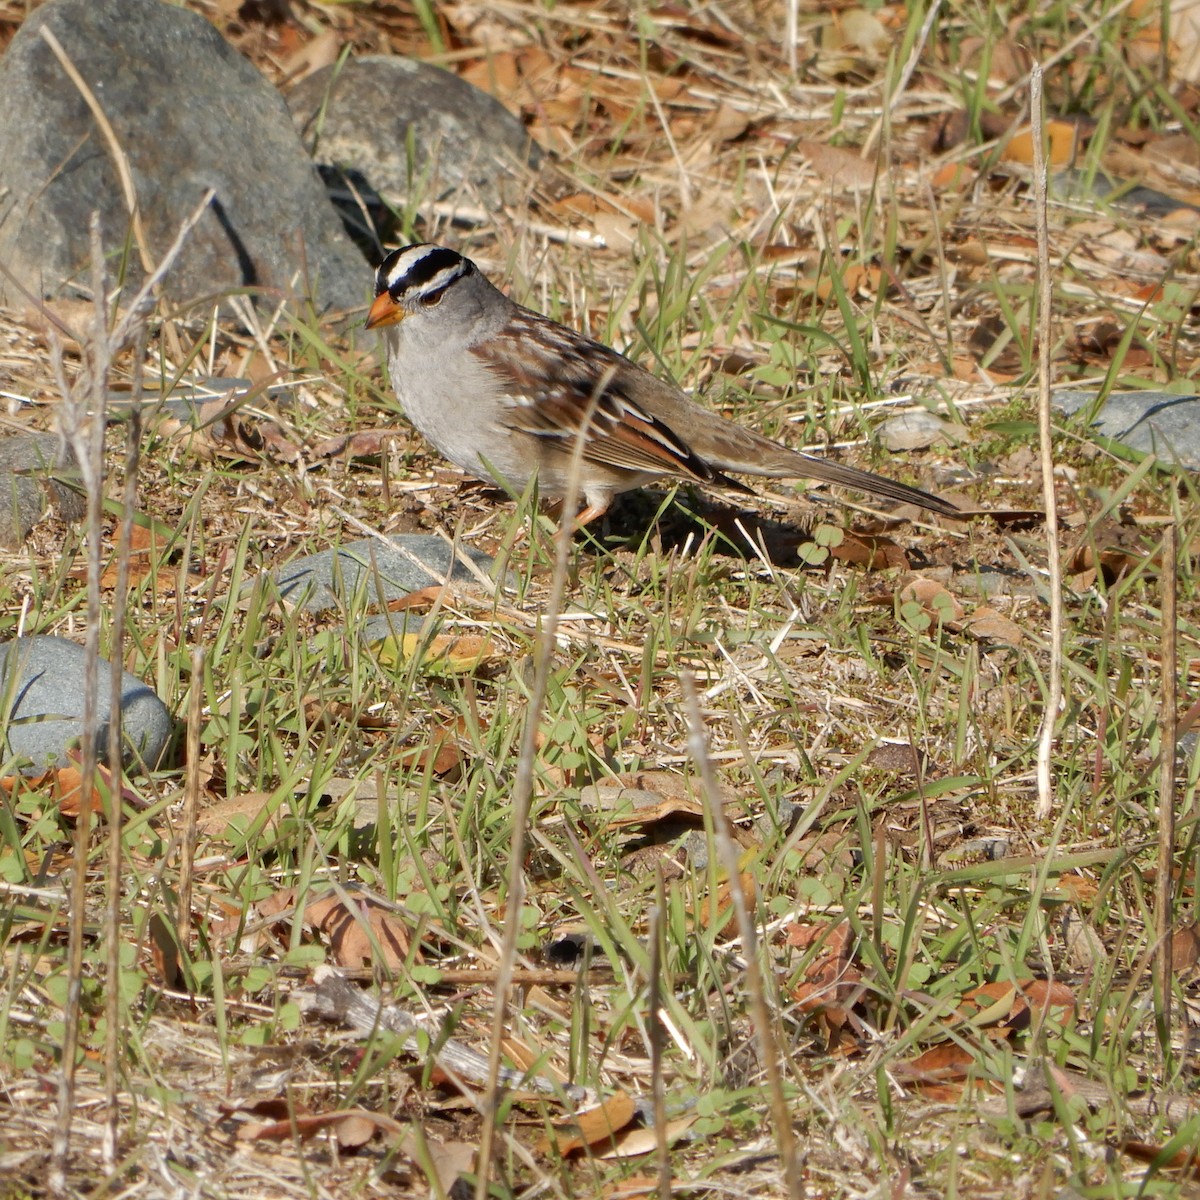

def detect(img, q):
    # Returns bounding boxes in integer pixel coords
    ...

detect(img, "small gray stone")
[0,0,366,316]
[1054,389,1200,469]
[272,535,498,614]
[0,635,171,774]
[0,431,83,547]
[875,411,967,452]
[287,56,542,215]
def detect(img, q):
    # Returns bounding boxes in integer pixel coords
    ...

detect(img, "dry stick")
[38,28,185,363]
[101,391,142,1168]
[49,215,111,1193]
[1031,64,1064,821]
[1155,523,1178,1054]
[681,677,802,1200]
[472,370,615,1200]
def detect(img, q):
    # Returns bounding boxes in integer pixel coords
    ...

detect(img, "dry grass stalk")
[474,369,610,1197]
[1155,521,1178,1047]
[683,675,801,1200]
[1031,63,1064,821]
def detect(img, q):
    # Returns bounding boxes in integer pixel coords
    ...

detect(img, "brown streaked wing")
[471,320,716,482]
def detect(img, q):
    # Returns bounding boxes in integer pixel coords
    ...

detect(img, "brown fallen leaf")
[196,790,282,837]
[310,428,412,460]
[960,606,1023,647]
[302,889,416,970]
[830,531,909,570]
[899,1042,976,1084]
[278,27,341,84]
[147,912,181,990]
[597,1113,700,1159]
[4,759,148,819]
[239,1107,403,1147]
[897,577,965,624]
[395,717,467,778]
[793,139,877,189]
[785,920,865,1045]
[402,1134,476,1195]
[1003,120,1083,166]
[539,1092,638,1157]
[98,520,195,592]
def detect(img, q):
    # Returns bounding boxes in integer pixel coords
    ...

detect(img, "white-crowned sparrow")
[366,244,959,524]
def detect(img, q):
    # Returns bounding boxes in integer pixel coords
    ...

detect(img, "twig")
[1031,63,1064,821]
[298,967,593,1103]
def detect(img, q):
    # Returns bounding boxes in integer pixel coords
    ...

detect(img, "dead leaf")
[794,140,877,190]
[99,521,191,591]
[239,1107,403,1146]
[785,920,864,1042]
[1066,540,1140,589]
[597,1113,700,1159]
[372,631,497,675]
[401,1133,476,1194]
[279,28,340,83]
[701,870,757,936]
[899,1043,976,1083]
[302,890,415,970]
[395,717,467,778]
[830,532,909,570]
[1119,1137,1200,1177]
[1022,979,1075,1011]
[960,606,1023,647]
[828,8,890,58]
[1003,121,1083,167]
[7,759,147,819]
[311,428,411,459]
[147,912,181,990]
[1168,0,1200,84]
[957,981,1020,1029]
[897,577,965,623]
[540,1092,638,1156]
[1052,872,1099,905]
[1170,921,1200,971]
[196,791,281,837]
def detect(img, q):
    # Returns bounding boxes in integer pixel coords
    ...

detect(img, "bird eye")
[421,291,443,307]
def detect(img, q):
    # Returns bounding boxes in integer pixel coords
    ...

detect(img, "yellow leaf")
[373,632,495,675]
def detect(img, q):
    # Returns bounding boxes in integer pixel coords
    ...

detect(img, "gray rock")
[0,0,366,316]
[0,432,83,547]
[272,535,498,614]
[1054,389,1200,469]
[875,411,967,452]
[288,56,542,217]
[0,635,171,774]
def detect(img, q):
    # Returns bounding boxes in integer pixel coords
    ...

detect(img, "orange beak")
[365,291,404,330]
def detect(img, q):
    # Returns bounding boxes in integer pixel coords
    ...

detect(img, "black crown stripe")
[389,246,470,297]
